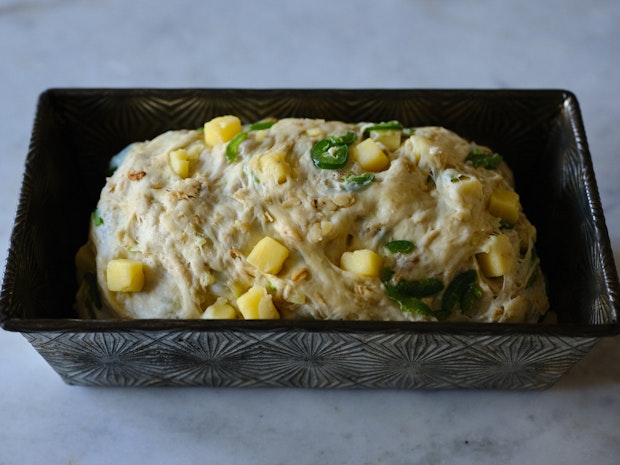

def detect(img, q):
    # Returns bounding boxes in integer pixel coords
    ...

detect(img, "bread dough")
[75,118,548,322]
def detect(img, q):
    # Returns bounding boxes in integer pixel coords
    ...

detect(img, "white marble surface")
[1,0,619,463]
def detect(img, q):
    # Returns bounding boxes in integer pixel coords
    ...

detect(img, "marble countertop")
[1,0,619,463]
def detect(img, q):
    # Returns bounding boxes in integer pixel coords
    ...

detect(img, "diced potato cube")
[203,115,242,147]
[202,298,237,319]
[257,151,290,184]
[340,249,384,277]
[106,259,145,292]
[488,188,520,224]
[354,138,390,172]
[476,234,514,277]
[369,129,401,151]
[169,149,189,178]
[236,285,280,319]
[247,236,290,275]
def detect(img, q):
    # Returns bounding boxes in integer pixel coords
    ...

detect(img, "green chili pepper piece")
[461,283,483,313]
[226,131,248,163]
[311,139,349,169]
[432,308,452,321]
[382,268,444,317]
[398,296,433,316]
[380,267,395,284]
[383,285,431,316]
[92,209,104,227]
[393,277,444,298]
[343,172,375,190]
[327,131,356,146]
[465,148,503,169]
[84,272,102,310]
[311,131,356,169]
[441,269,482,315]
[385,240,415,254]
[381,268,444,298]
[499,219,515,229]
[363,120,404,132]
[249,121,275,131]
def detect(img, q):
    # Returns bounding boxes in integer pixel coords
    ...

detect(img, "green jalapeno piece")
[363,120,404,132]
[392,277,444,298]
[327,131,356,145]
[381,268,445,317]
[465,147,503,169]
[311,131,356,169]
[249,121,275,131]
[226,131,248,163]
[385,240,415,254]
[343,172,375,190]
[441,269,482,315]
[396,296,433,316]
[311,139,348,169]
[92,209,104,227]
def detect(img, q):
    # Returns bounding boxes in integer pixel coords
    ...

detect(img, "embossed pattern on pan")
[24,328,599,389]
[1,89,619,389]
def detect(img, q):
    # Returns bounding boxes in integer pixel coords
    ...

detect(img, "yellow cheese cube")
[476,234,514,277]
[236,286,263,319]
[488,188,520,224]
[257,151,290,184]
[369,129,402,151]
[340,249,384,277]
[106,259,145,292]
[246,236,290,275]
[236,285,280,319]
[202,298,237,319]
[354,138,390,172]
[461,178,483,196]
[169,149,189,178]
[203,115,242,147]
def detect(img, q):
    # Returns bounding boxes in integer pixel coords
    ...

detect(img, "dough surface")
[75,118,548,322]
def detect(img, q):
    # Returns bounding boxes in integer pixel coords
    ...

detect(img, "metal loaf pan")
[1,88,618,389]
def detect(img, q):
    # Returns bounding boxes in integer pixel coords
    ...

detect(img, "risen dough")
[75,118,548,322]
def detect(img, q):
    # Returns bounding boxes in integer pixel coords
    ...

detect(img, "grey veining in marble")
[1,0,619,464]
